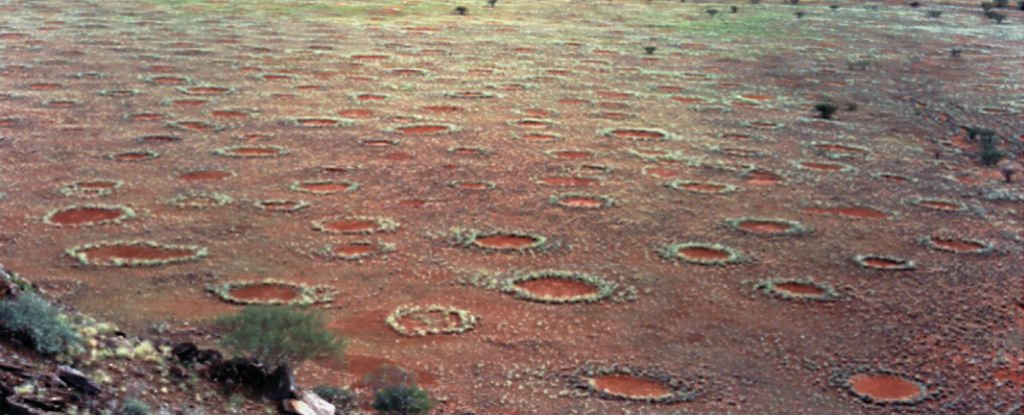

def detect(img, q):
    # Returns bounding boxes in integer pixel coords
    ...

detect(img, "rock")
[171,342,199,363]
[56,366,100,396]
[264,364,297,400]
[282,390,335,415]
[2,396,46,415]
[297,390,335,415]
[208,357,266,388]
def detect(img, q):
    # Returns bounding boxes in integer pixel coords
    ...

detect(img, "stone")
[282,390,335,415]
[56,366,100,396]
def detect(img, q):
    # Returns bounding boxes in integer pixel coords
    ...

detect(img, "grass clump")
[814,103,839,119]
[313,385,357,412]
[979,134,1005,166]
[117,399,151,415]
[0,292,81,356]
[373,385,434,414]
[215,305,345,368]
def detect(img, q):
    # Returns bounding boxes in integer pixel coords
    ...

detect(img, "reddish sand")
[399,125,449,135]
[455,181,491,190]
[320,219,378,233]
[930,237,986,253]
[522,133,559,143]
[211,110,249,119]
[848,374,924,402]
[226,147,280,157]
[300,183,352,193]
[179,170,232,181]
[862,257,908,269]
[185,86,229,95]
[738,220,793,234]
[610,129,664,140]
[338,109,375,118]
[514,277,599,299]
[917,200,962,211]
[590,374,672,399]
[77,244,198,263]
[540,177,597,187]
[805,207,889,219]
[48,207,125,225]
[800,161,844,171]
[474,235,539,249]
[228,284,300,302]
[113,151,154,162]
[744,170,782,185]
[551,150,592,159]
[681,183,727,193]
[331,244,376,257]
[74,180,118,190]
[257,201,303,211]
[138,135,180,144]
[557,196,604,208]
[297,118,340,127]
[677,246,730,261]
[773,282,825,297]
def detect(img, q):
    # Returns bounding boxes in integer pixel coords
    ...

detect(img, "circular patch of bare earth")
[601,127,672,142]
[727,217,808,236]
[44,204,135,226]
[450,229,551,254]
[921,236,993,254]
[178,169,234,182]
[754,278,839,301]
[207,279,336,306]
[854,254,915,271]
[575,366,694,403]
[666,179,737,195]
[502,271,615,304]
[312,215,397,235]
[393,123,456,136]
[109,150,159,162]
[661,242,742,265]
[550,193,614,209]
[59,179,122,198]
[290,180,359,195]
[386,305,478,336]
[253,199,310,212]
[538,177,600,187]
[834,370,929,406]
[908,197,967,212]
[212,145,289,158]
[66,240,207,267]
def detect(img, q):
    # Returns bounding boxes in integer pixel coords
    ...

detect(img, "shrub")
[829,4,839,10]
[313,385,357,412]
[215,305,346,368]
[730,5,739,13]
[1017,0,1023,10]
[910,1,921,6]
[926,10,942,17]
[117,399,151,415]
[981,1,995,10]
[985,10,1006,23]
[750,0,761,4]
[787,0,799,4]
[814,103,838,119]
[980,134,1005,166]
[705,8,719,17]
[372,385,434,415]
[994,0,1008,7]
[643,46,657,55]
[0,292,80,355]
[486,0,497,6]
[950,48,962,58]
[454,6,468,14]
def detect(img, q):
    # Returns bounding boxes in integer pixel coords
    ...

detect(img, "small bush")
[829,4,839,10]
[486,0,497,6]
[950,48,962,58]
[910,1,921,7]
[994,0,1009,7]
[372,385,434,415]
[117,399,151,415]
[644,46,657,55]
[0,292,80,355]
[706,8,719,17]
[981,1,995,10]
[313,385,357,411]
[215,305,346,368]
[795,10,806,17]
[454,6,468,14]
[980,134,1005,166]
[730,5,739,12]
[814,103,839,119]
[985,10,1006,23]
[926,10,942,17]
[1017,0,1023,10]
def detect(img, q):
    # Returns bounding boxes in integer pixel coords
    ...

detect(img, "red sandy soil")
[48,207,125,225]
[737,220,793,234]
[1,0,1022,413]
[848,373,925,402]
[589,374,672,399]
[677,246,731,261]
[77,244,198,263]
[772,282,826,297]
[514,277,599,299]
[228,284,301,302]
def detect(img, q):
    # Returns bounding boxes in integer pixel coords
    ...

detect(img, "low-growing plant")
[981,1,995,10]
[910,1,921,7]
[750,0,761,4]
[980,134,1005,166]
[1017,0,1024,10]
[829,4,839,10]
[0,292,80,355]
[814,103,838,119]
[985,10,1006,22]
[795,10,806,18]
[215,305,346,368]
[994,0,1009,7]
[705,8,719,17]
[372,385,434,415]
[313,385,357,412]
[950,48,962,58]
[730,5,739,13]
[644,46,657,55]
[486,0,497,6]
[117,399,151,415]
[454,6,468,14]
[926,10,942,17]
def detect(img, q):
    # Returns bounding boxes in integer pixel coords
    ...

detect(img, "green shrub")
[0,292,80,355]
[372,385,434,415]
[215,305,346,368]
[117,399,151,415]
[313,385,356,412]
[980,134,1005,166]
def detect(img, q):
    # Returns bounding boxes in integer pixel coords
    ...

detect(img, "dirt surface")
[1,0,1023,413]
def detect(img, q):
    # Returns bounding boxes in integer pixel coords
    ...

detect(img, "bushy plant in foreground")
[313,384,357,411]
[117,398,151,415]
[372,385,434,415]
[215,305,345,368]
[0,292,80,355]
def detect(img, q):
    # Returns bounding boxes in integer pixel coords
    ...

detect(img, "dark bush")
[926,10,942,17]
[814,103,838,119]
[454,6,468,15]
[644,46,657,55]
[994,0,1009,7]
[313,385,357,412]
[980,134,1005,166]
[950,48,962,58]
[706,8,719,17]
[215,305,345,368]
[486,0,497,7]
[795,10,806,17]
[910,1,921,7]
[985,10,1006,23]
[372,385,433,415]
[730,5,739,13]
[0,292,80,355]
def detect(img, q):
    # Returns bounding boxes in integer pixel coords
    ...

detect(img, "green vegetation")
[117,399,151,415]
[814,103,839,119]
[215,305,346,368]
[0,292,81,355]
[313,385,357,412]
[373,385,434,414]
[979,133,1005,166]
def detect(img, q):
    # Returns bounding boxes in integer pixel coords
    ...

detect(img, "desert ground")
[1,0,1022,413]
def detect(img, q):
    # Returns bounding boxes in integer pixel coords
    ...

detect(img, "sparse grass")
[0,292,81,356]
[117,399,151,415]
